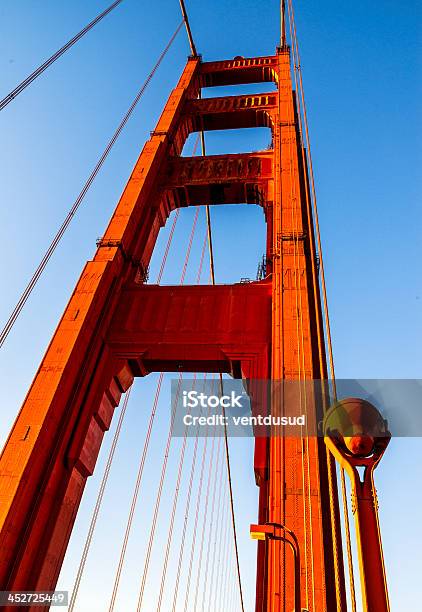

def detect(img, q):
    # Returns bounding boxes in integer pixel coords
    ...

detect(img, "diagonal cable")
[0,20,183,350]
[0,0,125,112]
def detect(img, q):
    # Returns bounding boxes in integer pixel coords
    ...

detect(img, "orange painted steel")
[0,50,346,611]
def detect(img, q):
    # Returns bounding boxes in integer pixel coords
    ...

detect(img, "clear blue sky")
[0,1,421,610]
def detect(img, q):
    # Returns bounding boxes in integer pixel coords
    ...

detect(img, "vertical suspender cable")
[135,376,182,611]
[193,436,221,612]
[107,375,164,612]
[155,374,198,612]
[191,415,221,611]
[206,458,228,611]
[201,438,225,610]
[0,20,183,349]
[216,498,231,611]
[0,0,126,112]
[157,210,180,282]
[169,374,210,612]
[179,375,216,612]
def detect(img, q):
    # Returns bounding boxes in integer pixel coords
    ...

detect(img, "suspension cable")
[199,433,224,612]
[179,375,216,612]
[0,20,183,350]
[191,409,221,611]
[157,210,180,283]
[170,375,211,612]
[135,374,182,611]
[109,378,166,612]
[216,495,231,611]
[206,454,227,611]
[0,0,126,112]
[178,0,198,56]
[280,0,286,47]
[193,436,222,612]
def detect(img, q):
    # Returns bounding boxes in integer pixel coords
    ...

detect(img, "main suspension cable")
[178,0,197,56]
[280,0,286,47]
[0,20,183,350]
[0,0,126,112]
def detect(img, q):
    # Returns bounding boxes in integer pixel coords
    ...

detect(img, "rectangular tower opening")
[181,126,272,157]
[149,205,266,286]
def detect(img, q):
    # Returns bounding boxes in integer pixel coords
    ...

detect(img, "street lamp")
[250,522,302,612]
[324,397,391,612]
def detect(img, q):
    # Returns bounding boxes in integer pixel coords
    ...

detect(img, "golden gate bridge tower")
[0,1,391,611]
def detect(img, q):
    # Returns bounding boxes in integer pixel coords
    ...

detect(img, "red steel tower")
[0,48,347,610]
